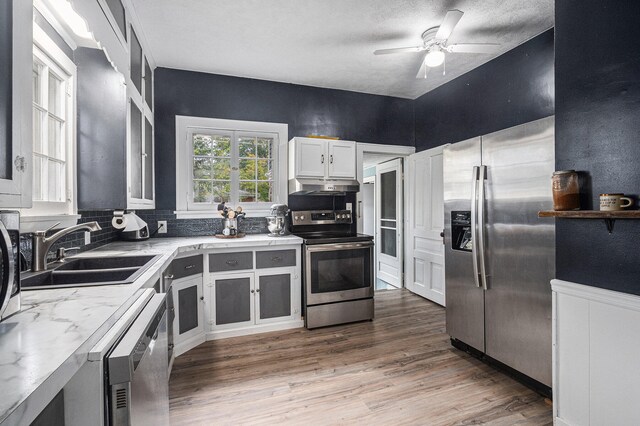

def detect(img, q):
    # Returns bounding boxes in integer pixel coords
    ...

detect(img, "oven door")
[305,241,374,305]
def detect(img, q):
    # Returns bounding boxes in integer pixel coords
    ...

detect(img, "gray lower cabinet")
[211,270,296,330]
[171,275,204,353]
[257,273,292,321]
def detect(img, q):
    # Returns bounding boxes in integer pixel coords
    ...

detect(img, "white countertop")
[0,234,302,426]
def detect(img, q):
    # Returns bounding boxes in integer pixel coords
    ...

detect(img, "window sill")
[175,210,270,219]
[20,214,81,233]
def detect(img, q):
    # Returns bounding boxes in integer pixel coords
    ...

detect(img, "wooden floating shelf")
[538,210,640,219]
[538,210,640,233]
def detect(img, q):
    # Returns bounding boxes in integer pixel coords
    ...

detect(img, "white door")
[405,146,446,305]
[376,158,403,287]
[294,138,326,178]
[327,140,356,179]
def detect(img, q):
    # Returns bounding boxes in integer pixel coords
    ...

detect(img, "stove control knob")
[300,215,305,221]
[294,216,299,221]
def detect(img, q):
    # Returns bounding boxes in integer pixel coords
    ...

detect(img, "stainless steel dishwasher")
[106,293,169,425]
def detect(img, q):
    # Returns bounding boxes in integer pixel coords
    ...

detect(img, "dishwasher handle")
[107,294,167,385]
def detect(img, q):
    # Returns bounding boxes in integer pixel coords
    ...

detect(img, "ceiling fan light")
[424,50,445,67]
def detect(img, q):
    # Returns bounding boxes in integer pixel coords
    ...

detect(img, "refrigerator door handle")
[470,166,481,288]
[478,165,489,290]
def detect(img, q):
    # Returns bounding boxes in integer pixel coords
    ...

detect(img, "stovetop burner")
[293,232,373,245]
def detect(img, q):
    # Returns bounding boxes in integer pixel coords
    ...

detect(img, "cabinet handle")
[256,288,260,293]
[14,156,26,172]
[321,154,324,164]
[168,344,174,350]
[199,296,204,301]
[330,155,333,164]
[271,256,282,262]
[226,260,238,266]
[169,307,175,313]
[250,289,255,293]
[185,264,195,270]
[164,274,174,280]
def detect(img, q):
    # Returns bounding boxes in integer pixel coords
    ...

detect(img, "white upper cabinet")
[292,137,326,178]
[289,137,356,181]
[0,1,32,208]
[327,140,356,179]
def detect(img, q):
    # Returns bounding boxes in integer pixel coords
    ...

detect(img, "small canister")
[552,170,580,211]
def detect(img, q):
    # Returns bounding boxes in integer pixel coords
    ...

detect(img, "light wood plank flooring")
[169,290,552,425]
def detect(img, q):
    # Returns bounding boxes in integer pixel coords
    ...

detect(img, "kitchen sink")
[22,255,162,290]
[55,255,157,271]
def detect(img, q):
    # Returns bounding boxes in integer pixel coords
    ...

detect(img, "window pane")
[130,27,143,94]
[48,73,63,117]
[256,138,273,159]
[130,102,143,198]
[144,56,152,110]
[257,181,273,202]
[239,181,256,202]
[212,181,231,203]
[193,134,230,157]
[238,137,256,158]
[239,159,256,180]
[33,109,44,154]
[257,160,273,181]
[47,160,65,202]
[193,180,213,203]
[144,117,153,200]
[48,116,64,160]
[33,62,42,105]
[212,158,230,180]
[193,157,212,179]
[33,156,43,201]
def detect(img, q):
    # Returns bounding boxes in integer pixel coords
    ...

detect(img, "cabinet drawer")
[209,252,253,272]
[256,249,297,269]
[170,255,203,279]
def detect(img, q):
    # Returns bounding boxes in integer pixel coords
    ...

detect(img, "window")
[26,25,77,221]
[176,117,287,217]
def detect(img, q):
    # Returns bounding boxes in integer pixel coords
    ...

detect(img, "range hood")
[288,178,359,195]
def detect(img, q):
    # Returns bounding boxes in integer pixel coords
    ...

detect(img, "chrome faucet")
[31,221,102,272]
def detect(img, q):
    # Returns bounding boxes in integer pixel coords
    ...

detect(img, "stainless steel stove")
[291,210,374,329]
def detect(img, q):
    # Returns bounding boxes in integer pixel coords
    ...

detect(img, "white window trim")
[175,116,288,218]
[20,23,78,231]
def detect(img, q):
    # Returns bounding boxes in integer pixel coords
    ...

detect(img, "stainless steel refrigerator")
[444,116,555,388]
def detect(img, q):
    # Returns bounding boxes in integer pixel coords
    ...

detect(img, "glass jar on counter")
[552,170,580,211]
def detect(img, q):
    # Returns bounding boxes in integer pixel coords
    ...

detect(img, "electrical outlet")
[157,220,167,234]
[346,202,353,212]
[85,231,91,245]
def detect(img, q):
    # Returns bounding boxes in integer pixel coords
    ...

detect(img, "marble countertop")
[0,234,302,426]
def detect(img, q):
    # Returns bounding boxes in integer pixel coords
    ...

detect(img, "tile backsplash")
[19,210,269,270]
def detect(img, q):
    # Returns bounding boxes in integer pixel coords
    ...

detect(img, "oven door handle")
[305,241,374,252]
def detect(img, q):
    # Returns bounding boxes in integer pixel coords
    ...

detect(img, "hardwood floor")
[169,290,552,425]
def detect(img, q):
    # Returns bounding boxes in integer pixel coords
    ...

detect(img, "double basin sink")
[22,255,162,290]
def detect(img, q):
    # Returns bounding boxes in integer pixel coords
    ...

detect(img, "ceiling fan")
[374,10,501,79]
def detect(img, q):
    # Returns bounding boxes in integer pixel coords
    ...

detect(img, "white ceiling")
[130,0,553,99]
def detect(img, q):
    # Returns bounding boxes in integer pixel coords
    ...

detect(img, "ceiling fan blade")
[374,46,426,55]
[447,43,501,54]
[416,59,430,79]
[435,9,464,41]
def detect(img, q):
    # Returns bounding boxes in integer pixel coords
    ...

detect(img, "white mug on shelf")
[599,193,633,211]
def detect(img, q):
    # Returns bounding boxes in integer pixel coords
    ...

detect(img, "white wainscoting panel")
[552,279,640,426]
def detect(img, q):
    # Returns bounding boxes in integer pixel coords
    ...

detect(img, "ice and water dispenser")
[451,211,472,252]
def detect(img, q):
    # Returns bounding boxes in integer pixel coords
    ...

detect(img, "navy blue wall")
[555,1,640,295]
[414,29,555,152]
[154,69,414,210]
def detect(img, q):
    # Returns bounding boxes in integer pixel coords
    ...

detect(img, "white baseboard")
[206,320,304,340]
